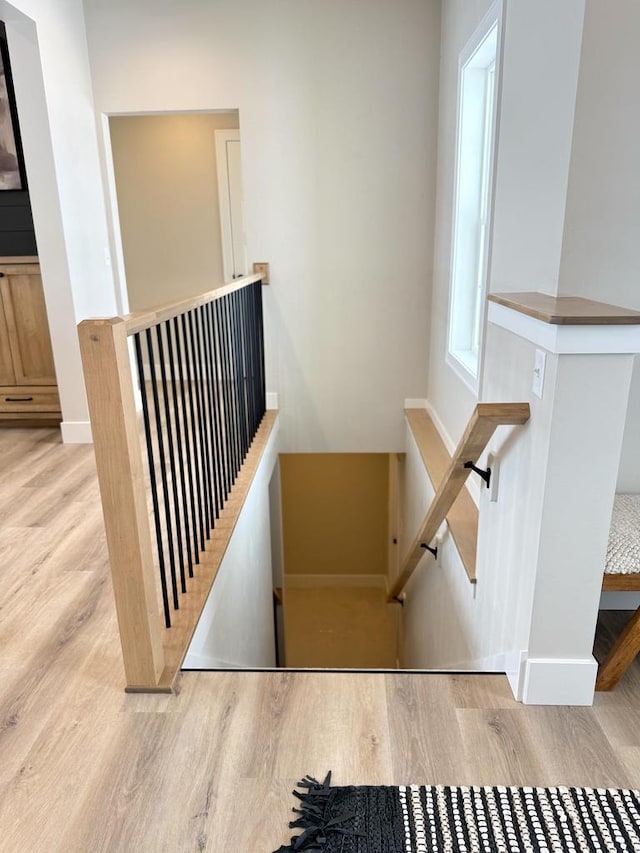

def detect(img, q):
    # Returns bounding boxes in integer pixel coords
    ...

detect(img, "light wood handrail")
[123,272,263,336]
[387,402,530,602]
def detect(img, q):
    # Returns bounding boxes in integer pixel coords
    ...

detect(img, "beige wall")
[110,111,239,312]
[280,454,389,577]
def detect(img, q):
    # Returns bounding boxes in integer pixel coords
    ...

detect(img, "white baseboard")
[60,421,93,444]
[506,650,528,700]
[266,392,279,410]
[521,656,597,705]
[286,573,388,590]
[600,591,640,610]
[467,649,521,673]
[404,398,428,410]
[424,399,456,456]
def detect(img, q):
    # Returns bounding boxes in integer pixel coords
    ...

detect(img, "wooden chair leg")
[596,607,640,691]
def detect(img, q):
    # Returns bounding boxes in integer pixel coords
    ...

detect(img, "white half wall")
[183,415,280,669]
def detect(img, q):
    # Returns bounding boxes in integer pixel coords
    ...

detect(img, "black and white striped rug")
[274,773,640,852]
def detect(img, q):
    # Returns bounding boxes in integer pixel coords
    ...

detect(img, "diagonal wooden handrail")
[387,402,530,602]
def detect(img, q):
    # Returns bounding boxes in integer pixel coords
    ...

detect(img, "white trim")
[445,350,480,396]
[460,2,501,68]
[100,113,130,316]
[600,591,640,610]
[446,1,502,401]
[182,652,245,669]
[506,649,528,700]
[488,301,640,355]
[286,574,388,590]
[266,392,279,410]
[404,398,428,410]
[215,128,245,282]
[424,400,456,456]
[60,421,93,444]
[521,656,597,705]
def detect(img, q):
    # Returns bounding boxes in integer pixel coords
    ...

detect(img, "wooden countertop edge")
[488,292,640,326]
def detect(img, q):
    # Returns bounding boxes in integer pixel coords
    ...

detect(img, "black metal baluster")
[216,299,233,499]
[181,312,205,555]
[197,305,217,528]
[166,319,193,581]
[231,290,248,462]
[221,296,239,483]
[172,317,200,578]
[146,327,179,612]
[256,281,266,416]
[203,301,223,517]
[236,291,251,461]
[254,282,264,424]
[245,283,258,436]
[189,308,213,536]
[240,287,253,450]
[156,324,186,595]
[200,303,220,522]
[209,300,228,503]
[134,333,171,629]
[252,283,261,433]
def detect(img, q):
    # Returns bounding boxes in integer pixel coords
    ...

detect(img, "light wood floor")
[283,585,399,668]
[1,427,639,852]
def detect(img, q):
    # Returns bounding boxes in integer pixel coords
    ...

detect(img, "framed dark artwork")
[0,36,25,191]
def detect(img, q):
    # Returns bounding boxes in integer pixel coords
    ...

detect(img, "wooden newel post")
[78,318,165,690]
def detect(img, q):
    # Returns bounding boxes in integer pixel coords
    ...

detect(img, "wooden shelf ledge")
[405,408,478,584]
[488,292,640,326]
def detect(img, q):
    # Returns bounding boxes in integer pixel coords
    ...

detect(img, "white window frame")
[446,5,501,394]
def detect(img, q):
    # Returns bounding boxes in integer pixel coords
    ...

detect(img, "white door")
[215,129,247,281]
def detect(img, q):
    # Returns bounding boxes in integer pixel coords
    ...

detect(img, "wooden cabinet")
[0,257,61,424]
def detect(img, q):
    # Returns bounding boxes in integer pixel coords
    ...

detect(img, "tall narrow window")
[448,16,499,387]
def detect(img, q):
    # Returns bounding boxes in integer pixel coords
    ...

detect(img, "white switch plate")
[532,349,546,398]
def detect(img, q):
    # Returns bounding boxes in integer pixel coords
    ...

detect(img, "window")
[447,14,499,388]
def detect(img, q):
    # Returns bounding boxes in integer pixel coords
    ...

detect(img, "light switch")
[532,349,546,398]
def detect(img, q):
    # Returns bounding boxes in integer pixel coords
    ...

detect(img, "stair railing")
[387,402,530,602]
[79,272,269,692]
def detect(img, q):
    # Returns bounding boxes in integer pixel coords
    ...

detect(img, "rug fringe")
[273,772,363,853]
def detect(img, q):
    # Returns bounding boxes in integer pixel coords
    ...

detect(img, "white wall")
[427,0,585,446]
[2,0,117,440]
[557,0,640,492]
[83,0,441,452]
[183,417,280,669]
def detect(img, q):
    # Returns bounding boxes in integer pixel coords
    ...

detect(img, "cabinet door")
[0,292,16,384]
[0,272,57,385]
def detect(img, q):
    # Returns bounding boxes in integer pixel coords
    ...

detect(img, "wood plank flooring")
[283,585,399,668]
[0,426,639,851]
